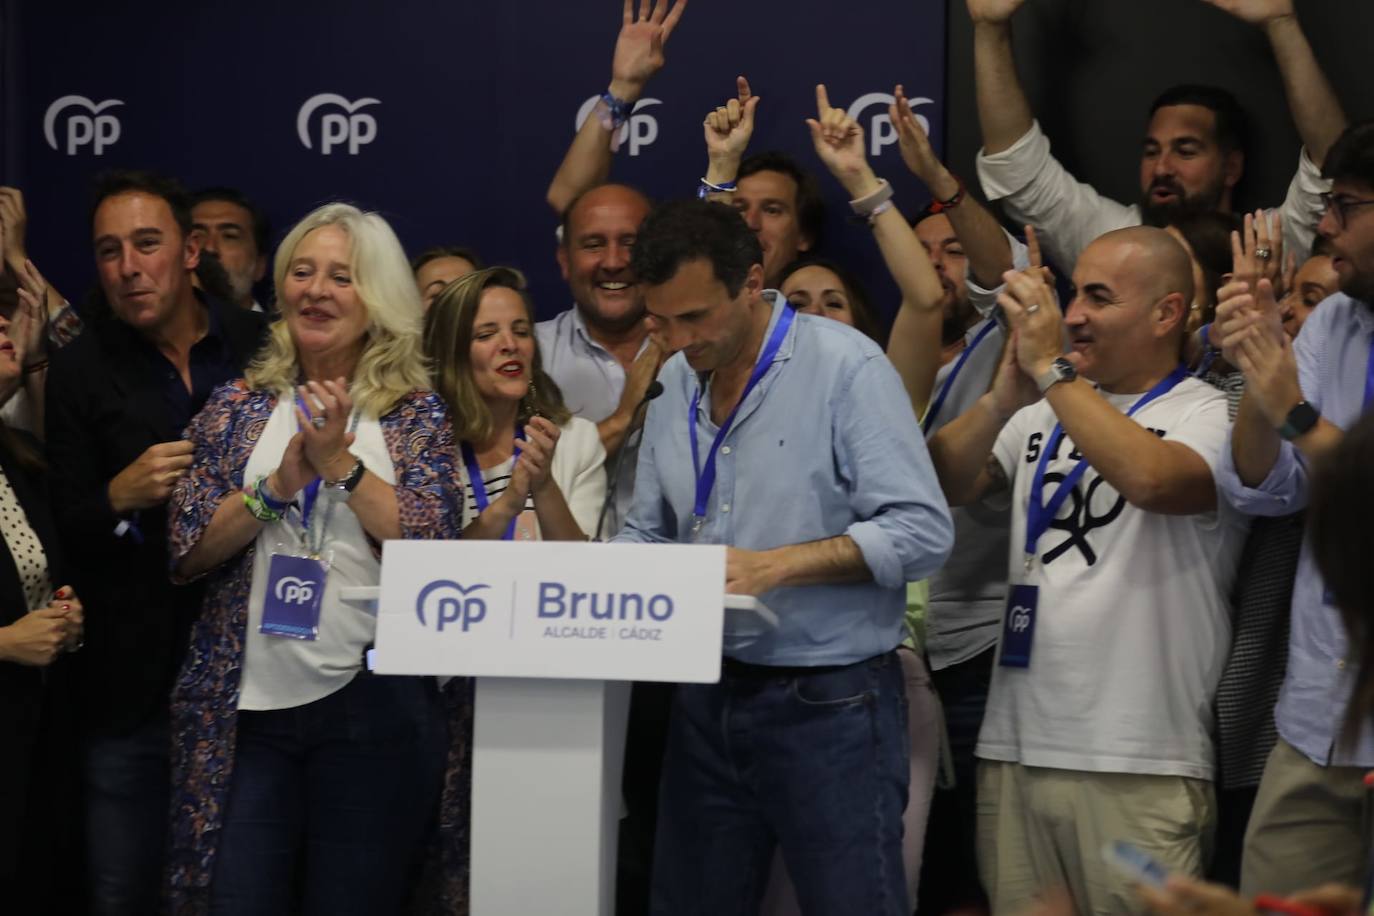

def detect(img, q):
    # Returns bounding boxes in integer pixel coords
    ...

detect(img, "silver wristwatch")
[1035,357,1077,394]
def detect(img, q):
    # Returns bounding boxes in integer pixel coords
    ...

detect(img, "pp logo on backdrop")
[416,580,490,633]
[575,96,662,157]
[274,576,318,607]
[846,92,935,157]
[297,94,380,156]
[44,96,124,156]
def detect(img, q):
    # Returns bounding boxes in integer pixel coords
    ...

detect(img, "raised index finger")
[1025,224,1043,271]
[736,75,751,103]
[814,83,832,117]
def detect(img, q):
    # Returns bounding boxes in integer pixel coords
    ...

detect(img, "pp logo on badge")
[297,94,380,156]
[575,96,662,157]
[44,96,124,156]
[1008,605,1032,633]
[416,580,490,633]
[846,91,935,157]
[275,576,318,607]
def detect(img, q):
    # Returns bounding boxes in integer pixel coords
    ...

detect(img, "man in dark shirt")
[45,171,265,914]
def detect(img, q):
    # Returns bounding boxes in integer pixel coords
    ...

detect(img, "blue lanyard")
[460,428,525,541]
[1025,364,1188,562]
[689,307,795,520]
[1364,335,1374,411]
[923,320,997,435]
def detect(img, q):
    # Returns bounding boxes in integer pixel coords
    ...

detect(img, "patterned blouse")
[165,380,470,915]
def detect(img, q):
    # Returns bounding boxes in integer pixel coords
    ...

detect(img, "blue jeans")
[651,651,909,916]
[85,715,172,916]
[208,674,447,916]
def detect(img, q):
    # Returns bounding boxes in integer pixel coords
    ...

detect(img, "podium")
[357,540,776,916]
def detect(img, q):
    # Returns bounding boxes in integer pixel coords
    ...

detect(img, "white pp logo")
[44,96,124,156]
[275,576,318,606]
[846,92,935,157]
[297,94,380,155]
[575,96,662,157]
[1009,605,1032,633]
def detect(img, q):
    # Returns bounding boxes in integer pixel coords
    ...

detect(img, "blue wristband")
[697,177,738,200]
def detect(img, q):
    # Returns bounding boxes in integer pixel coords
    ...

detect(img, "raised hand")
[1231,209,1284,296]
[1215,276,1284,366]
[1197,0,1295,26]
[10,259,50,368]
[520,416,562,495]
[295,379,358,482]
[891,84,953,192]
[0,187,29,271]
[270,428,313,499]
[704,76,758,168]
[805,84,875,197]
[1233,308,1303,428]
[999,263,1066,377]
[987,330,1042,420]
[610,0,688,100]
[966,0,1028,25]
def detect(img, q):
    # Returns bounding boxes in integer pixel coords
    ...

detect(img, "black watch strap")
[1278,401,1320,441]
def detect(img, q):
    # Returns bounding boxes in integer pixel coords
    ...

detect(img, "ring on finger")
[1255,247,1273,261]
[1025,303,1041,314]
[311,416,327,429]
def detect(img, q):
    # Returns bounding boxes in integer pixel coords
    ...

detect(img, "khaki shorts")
[1240,737,1371,896]
[977,761,1214,915]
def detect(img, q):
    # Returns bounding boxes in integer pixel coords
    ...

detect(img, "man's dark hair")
[411,244,485,274]
[630,200,761,296]
[1322,118,1374,189]
[1166,210,1241,310]
[738,151,826,248]
[91,170,193,238]
[191,186,272,255]
[1149,84,1248,155]
[559,183,654,246]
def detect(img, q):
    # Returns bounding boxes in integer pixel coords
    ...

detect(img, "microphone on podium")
[592,380,664,542]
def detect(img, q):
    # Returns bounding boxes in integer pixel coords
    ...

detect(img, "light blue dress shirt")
[1217,292,1374,766]
[615,291,954,666]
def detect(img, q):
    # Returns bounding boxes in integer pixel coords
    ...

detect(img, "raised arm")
[545,0,688,214]
[968,0,1033,156]
[893,85,1014,291]
[1201,0,1347,165]
[805,83,945,413]
[701,76,758,203]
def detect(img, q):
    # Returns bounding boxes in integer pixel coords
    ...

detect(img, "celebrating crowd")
[2,0,1373,914]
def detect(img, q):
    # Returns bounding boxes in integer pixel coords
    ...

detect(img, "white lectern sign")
[372,540,725,683]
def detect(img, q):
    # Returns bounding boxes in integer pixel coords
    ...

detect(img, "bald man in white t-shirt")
[928,226,1247,915]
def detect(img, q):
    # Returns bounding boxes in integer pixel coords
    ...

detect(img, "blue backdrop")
[3,1,947,325]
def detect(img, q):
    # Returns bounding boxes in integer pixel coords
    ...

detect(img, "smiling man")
[927,225,1246,914]
[45,171,264,914]
[1215,118,1374,897]
[967,0,1347,276]
[615,199,952,915]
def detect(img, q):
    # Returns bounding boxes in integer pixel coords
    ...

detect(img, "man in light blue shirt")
[1215,119,1374,897]
[616,199,953,915]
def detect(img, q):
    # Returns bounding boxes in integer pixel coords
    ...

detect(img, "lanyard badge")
[687,307,795,542]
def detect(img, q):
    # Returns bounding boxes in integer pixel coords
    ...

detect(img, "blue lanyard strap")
[689,306,795,520]
[1364,335,1374,412]
[923,320,998,435]
[460,428,525,541]
[1025,364,1188,559]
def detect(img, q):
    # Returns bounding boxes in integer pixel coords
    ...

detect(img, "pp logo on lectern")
[416,580,490,633]
[44,96,124,156]
[846,92,935,158]
[297,94,380,155]
[575,96,662,157]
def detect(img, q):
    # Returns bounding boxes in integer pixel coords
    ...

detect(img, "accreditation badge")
[260,551,331,641]
[998,583,1039,669]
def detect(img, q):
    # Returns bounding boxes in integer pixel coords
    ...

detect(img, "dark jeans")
[208,675,447,916]
[85,714,172,916]
[652,651,909,916]
[918,646,995,915]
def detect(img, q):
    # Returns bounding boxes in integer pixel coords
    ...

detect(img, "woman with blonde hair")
[424,266,605,541]
[166,202,466,914]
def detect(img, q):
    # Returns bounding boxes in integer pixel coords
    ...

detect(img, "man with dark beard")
[967,0,1347,276]
[1215,118,1374,898]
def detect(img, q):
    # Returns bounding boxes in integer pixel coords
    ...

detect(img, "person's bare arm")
[701,76,757,202]
[545,0,688,214]
[1201,0,1347,165]
[968,0,1033,155]
[725,535,870,596]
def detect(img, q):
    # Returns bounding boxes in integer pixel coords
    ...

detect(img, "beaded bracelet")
[243,488,284,523]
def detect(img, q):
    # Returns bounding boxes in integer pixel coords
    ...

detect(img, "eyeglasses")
[1320,192,1374,229]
